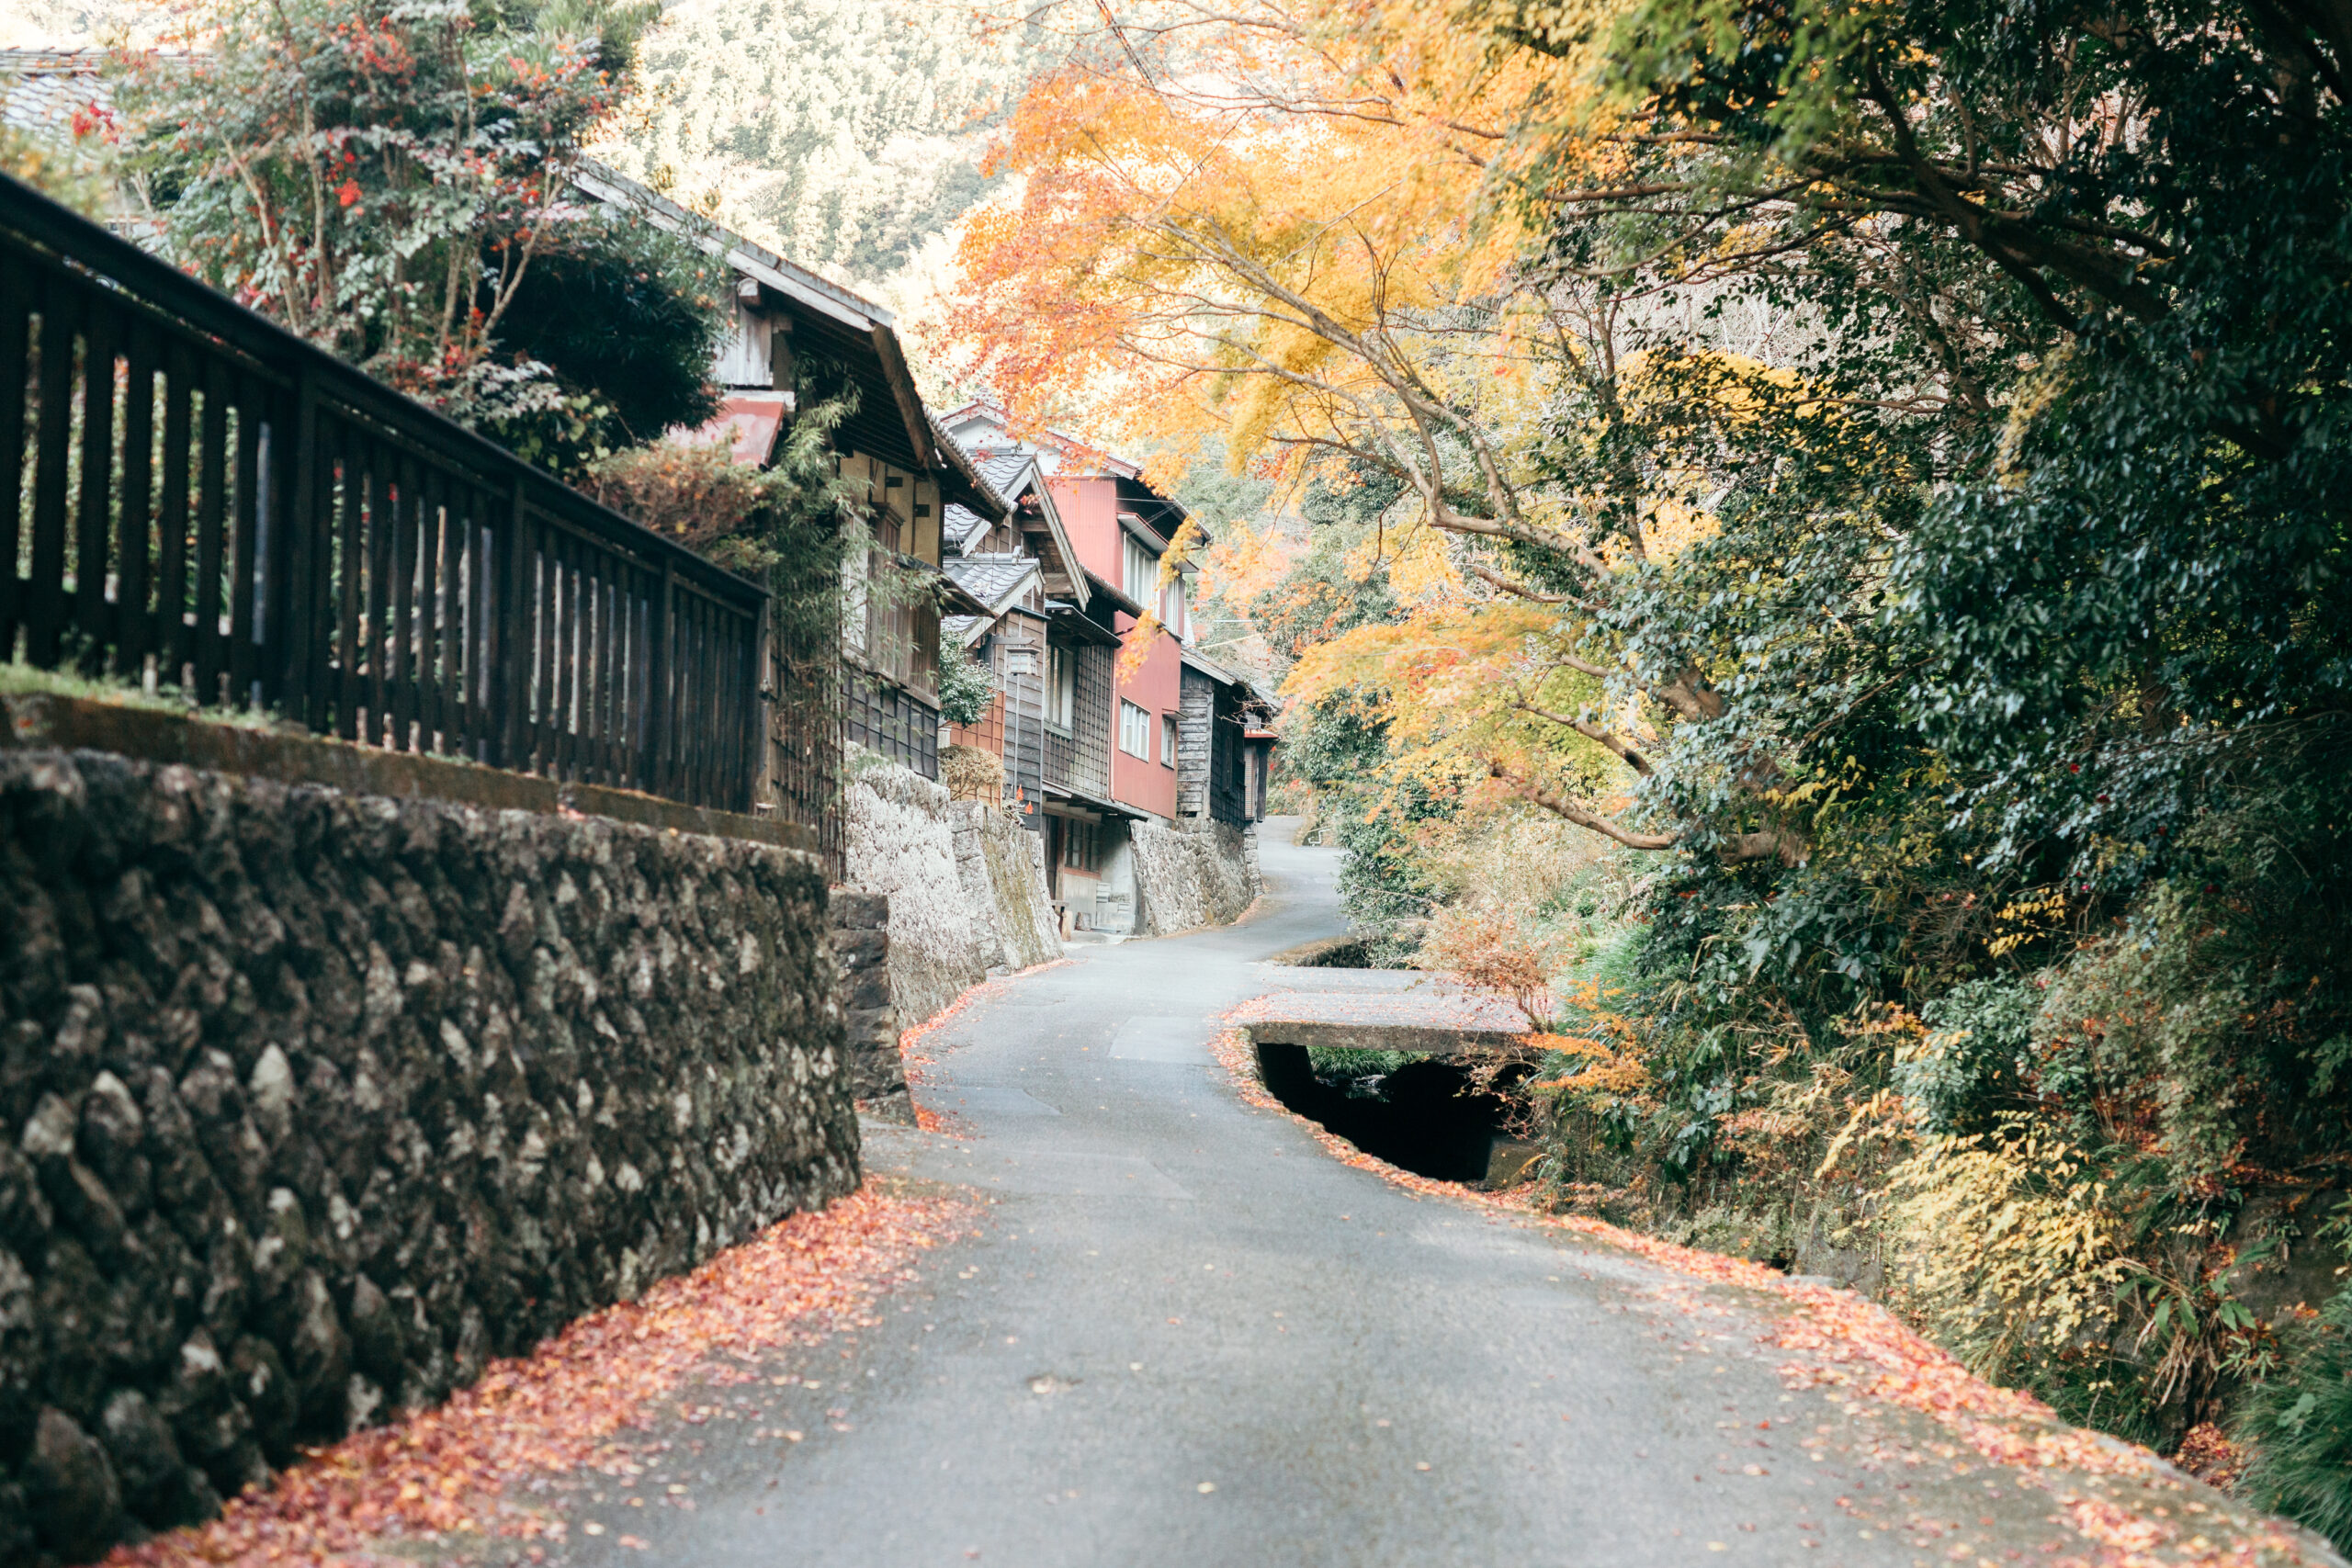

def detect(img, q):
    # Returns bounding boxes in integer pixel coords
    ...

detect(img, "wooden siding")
[1177,667,1213,818]
[1178,665,1250,826]
[1070,637,1114,799]
[846,666,939,779]
[945,682,1008,765]
[995,612,1046,819]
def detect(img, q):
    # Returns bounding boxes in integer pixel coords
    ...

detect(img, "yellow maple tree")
[954,2,1829,861]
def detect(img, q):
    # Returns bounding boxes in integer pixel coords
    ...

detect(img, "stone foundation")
[1131,819,1260,935]
[842,759,989,1033]
[953,803,1059,973]
[842,754,1060,1031]
[0,749,854,1562]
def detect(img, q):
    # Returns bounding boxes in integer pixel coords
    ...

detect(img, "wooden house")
[939,442,1145,928]
[937,403,1277,933]
[568,163,1009,865]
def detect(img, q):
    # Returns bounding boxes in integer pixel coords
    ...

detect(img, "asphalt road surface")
[561,820,2322,1568]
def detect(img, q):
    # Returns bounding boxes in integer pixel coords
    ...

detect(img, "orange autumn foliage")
[951,2,1625,500]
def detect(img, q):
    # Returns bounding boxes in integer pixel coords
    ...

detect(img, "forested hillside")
[592,0,1046,288]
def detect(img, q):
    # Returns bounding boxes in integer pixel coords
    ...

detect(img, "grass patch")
[1305,1046,1418,1077]
[3,658,296,733]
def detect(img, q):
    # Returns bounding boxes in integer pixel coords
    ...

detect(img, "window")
[1160,572,1187,640]
[1118,699,1151,758]
[1061,819,1102,872]
[1123,532,1157,607]
[1046,645,1074,729]
[1161,714,1179,767]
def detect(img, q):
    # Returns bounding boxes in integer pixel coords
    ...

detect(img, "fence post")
[277,368,317,726]
[493,476,529,772]
[752,602,773,815]
[646,559,674,798]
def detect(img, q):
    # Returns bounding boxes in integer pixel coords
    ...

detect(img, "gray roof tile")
[943,553,1037,611]
[944,502,994,553]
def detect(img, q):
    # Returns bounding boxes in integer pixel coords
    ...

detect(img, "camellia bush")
[110,0,724,468]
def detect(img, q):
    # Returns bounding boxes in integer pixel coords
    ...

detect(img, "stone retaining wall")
[842,754,1060,1033]
[1131,819,1260,935]
[842,759,989,1033]
[0,749,854,1562]
[953,805,1060,974]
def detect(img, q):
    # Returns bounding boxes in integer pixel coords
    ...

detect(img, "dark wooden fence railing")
[0,171,768,813]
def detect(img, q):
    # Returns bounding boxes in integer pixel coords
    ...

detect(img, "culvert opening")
[1254,1041,1521,1184]
[1263,935,1376,968]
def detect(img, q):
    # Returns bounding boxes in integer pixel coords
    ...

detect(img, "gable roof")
[941,402,1212,555]
[948,437,1088,613]
[971,446,1034,499]
[943,502,995,554]
[1,48,106,138]
[943,553,1040,630]
[936,399,1141,480]
[674,393,789,467]
[1182,644,1285,715]
[569,159,1007,521]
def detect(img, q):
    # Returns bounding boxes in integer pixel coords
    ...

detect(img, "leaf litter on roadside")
[108,1184,973,1567]
[1209,1022,2334,1568]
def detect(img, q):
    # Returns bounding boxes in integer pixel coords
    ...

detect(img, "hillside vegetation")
[591,0,1046,288]
[956,0,2352,1547]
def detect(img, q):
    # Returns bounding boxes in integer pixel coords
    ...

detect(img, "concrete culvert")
[1254,1043,1516,1184]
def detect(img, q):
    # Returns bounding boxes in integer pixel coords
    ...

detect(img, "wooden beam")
[868,325,937,472]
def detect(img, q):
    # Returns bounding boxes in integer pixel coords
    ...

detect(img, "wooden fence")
[0,172,769,814]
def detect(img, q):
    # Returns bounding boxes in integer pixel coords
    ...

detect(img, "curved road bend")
[563,820,2316,1568]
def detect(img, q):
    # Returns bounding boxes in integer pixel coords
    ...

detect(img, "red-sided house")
[940,403,1272,935]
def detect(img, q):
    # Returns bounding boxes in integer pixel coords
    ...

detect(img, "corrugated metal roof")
[672,393,788,467]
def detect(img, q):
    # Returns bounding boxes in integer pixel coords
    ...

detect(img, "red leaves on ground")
[108,1186,972,1567]
[1210,1021,2329,1568]
[901,959,1076,1094]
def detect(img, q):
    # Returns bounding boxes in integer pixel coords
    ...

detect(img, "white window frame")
[1118,699,1151,759]
[1123,533,1157,608]
[1161,713,1179,768]
[1046,644,1074,730]
[1160,572,1187,640]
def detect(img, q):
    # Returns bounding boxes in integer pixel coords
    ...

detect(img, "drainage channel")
[1253,1041,1524,1185]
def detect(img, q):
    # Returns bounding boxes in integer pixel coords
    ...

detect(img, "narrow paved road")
[563,821,2310,1568]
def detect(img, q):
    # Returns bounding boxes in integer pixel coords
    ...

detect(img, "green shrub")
[936,647,997,728]
[1896,976,2039,1135]
[2237,1278,2352,1551]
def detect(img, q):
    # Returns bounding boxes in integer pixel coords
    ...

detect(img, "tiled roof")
[943,553,1037,613]
[928,411,1010,518]
[936,400,1144,480]
[943,502,994,554]
[1,48,107,138]
[570,158,896,332]
[971,448,1032,500]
